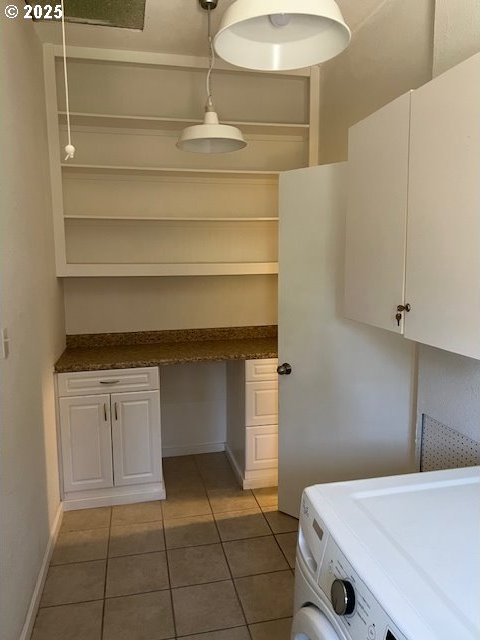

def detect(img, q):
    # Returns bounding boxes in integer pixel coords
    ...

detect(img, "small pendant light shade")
[177,109,246,153]
[214,0,351,71]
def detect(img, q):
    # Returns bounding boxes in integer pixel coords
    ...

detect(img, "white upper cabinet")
[345,92,411,333]
[405,53,480,359]
[345,53,480,360]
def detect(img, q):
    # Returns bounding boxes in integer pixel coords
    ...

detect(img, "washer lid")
[292,605,340,640]
[306,467,480,640]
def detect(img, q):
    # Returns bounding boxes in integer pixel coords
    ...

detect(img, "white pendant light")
[214,0,351,71]
[177,0,246,154]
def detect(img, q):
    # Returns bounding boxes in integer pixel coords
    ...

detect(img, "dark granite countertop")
[55,326,278,373]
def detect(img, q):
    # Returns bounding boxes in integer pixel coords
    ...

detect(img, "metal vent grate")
[420,415,480,472]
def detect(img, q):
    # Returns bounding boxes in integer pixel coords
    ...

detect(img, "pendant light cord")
[205,6,215,111]
[61,0,75,160]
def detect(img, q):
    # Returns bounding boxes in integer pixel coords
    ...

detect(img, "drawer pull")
[99,380,120,385]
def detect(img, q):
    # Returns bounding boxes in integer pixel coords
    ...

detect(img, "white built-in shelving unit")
[43,45,319,277]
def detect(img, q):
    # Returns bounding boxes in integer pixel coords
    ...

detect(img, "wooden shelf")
[64,215,279,222]
[58,262,280,277]
[61,164,279,180]
[58,112,309,137]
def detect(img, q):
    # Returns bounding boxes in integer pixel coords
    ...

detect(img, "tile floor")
[32,452,299,640]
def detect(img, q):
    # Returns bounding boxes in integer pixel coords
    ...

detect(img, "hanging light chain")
[205,5,215,111]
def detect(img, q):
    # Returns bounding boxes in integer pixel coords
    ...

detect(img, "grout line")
[100,506,113,639]
[192,455,251,636]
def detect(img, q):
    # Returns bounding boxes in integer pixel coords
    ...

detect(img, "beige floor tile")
[275,533,297,568]
[182,628,250,640]
[214,509,270,541]
[249,617,293,640]
[195,452,231,471]
[103,590,174,640]
[207,488,258,513]
[109,521,165,557]
[168,543,230,587]
[199,466,239,491]
[51,528,109,565]
[253,487,278,508]
[31,601,103,640]
[61,507,111,532]
[162,492,212,520]
[263,507,298,534]
[106,551,169,597]
[111,501,163,526]
[164,513,219,549]
[172,580,245,636]
[235,571,294,624]
[223,536,289,577]
[40,561,106,607]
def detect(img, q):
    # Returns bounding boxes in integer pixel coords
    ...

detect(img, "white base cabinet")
[57,367,164,510]
[226,358,279,489]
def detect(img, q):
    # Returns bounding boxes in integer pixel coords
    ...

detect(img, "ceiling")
[34,0,388,59]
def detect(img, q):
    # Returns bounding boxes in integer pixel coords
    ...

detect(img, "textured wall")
[433,0,480,75]
[0,17,66,640]
[318,0,435,163]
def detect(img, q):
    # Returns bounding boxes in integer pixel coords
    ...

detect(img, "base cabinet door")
[111,390,162,486]
[59,394,114,493]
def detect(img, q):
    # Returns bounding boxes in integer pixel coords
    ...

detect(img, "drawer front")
[57,367,159,397]
[246,425,278,471]
[245,380,278,427]
[245,358,279,382]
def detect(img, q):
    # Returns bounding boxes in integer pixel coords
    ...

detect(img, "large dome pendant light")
[214,0,351,71]
[177,0,246,154]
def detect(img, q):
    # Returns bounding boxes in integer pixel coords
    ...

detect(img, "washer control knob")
[331,579,356,616]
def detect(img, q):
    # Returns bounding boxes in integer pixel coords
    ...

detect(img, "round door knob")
[277,363,292,376]
[331,579,355,616]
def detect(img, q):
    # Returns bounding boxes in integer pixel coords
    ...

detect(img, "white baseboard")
[162,442,225,458]
[225,444,277,490]
[19,502,63,640]
[63,482,166,511]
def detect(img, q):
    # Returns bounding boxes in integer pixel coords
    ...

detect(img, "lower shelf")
[58,262,279,277]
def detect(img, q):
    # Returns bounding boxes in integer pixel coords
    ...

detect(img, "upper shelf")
[58,112,310,137]
[61,164,280,180]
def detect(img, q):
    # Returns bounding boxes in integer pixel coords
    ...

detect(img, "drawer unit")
[245,358,278,382]
[57,367,159,397]
[226,358,279,490]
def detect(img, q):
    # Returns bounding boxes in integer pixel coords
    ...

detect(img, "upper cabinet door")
[111,391,162,486]
[59,394,114,493]
[406,53,480,359]
[344,91,412,333]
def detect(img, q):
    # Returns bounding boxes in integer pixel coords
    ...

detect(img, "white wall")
[318,0,434,163]
[433,0,480,75]
[64,276,278,334]
[0,16,66,640]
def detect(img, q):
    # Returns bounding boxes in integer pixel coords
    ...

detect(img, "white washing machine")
[292,466,480,640]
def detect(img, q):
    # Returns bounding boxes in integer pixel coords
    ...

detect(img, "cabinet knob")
[277,363,292,376]
[397,303,411,313]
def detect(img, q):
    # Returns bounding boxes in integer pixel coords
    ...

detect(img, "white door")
[111,390,162,486]
[292,606,340,640]
[344,91,411,334]
[59,394,113,493]
[278,164,415,517]
[405,53,480,360]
